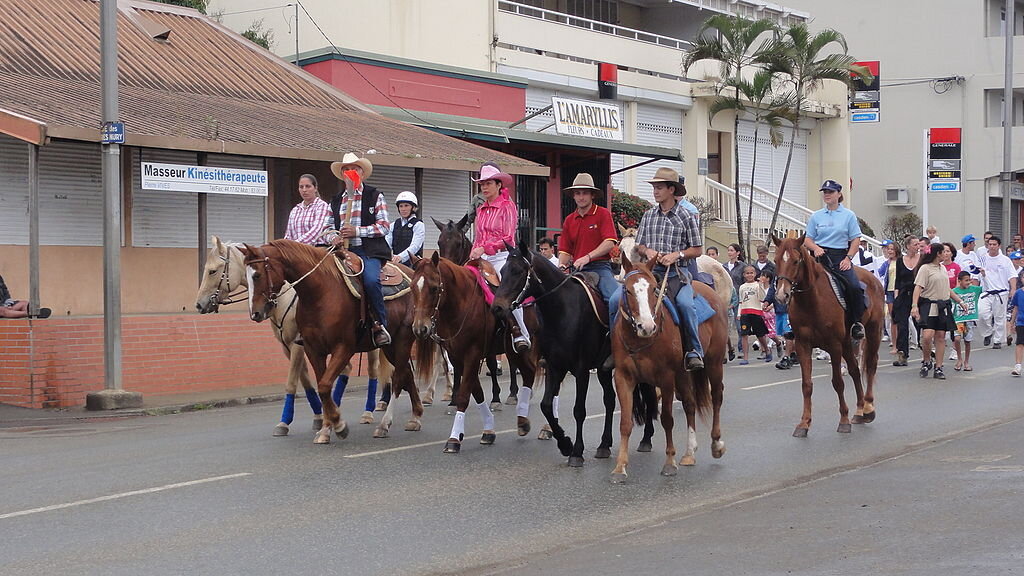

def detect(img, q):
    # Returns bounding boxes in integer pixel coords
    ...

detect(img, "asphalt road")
[2,346,1023,576]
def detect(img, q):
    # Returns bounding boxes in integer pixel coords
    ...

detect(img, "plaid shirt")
[284,197,331,245]
[635,200,702,259]
[324,186,390,247]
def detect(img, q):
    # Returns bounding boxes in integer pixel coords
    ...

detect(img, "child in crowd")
[763,270,797,369]
[738,265,770,365]
[952,270,982,372]
[1009,269,1024,376]
[759,270,785,361]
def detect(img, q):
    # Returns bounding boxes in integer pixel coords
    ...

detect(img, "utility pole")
[87,0,142,410]
[1003,0,1015,241]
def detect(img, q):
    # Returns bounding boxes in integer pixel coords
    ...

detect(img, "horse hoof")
[272,423,289,437]
[537,428,553,440]
[837,423,852,434]
[334,420,349,440]
[422,395,433,406]
[853,410,875,424]
[595,446,611,459]
[517,417,531,436]
[442,392,452,402]
[679,455,696,467]
[637,441,653,453]
[405,420,422,432]
[312,417,323,432]
[568,455,585,467]
[480,432,497,445]
[375,401,388,412]
[505,394,518,406]
[661,464,679,476]
[314,431,331,444]
[610,472,628,484]
[489,401,502,412]
[373,427,389,439]
[711,441,726,459]
[443,439,461,453]
[792,427,809,438]
[359,411,375,425]
[557,437,573,457]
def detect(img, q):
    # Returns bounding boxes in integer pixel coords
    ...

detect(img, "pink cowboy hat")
[471,163,514,191]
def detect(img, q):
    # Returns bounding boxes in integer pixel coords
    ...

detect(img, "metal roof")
[0,0,547,175]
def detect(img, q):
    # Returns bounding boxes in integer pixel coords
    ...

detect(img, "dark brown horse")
[242,239,433,444]
[772,235,883,437]
[610,253,728,483]
[409,252,540,454]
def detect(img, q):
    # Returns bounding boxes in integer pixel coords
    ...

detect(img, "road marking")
[0,472,252,520]
[345,411,619,459]
[741,377,802,390]
[973,465,1024,472]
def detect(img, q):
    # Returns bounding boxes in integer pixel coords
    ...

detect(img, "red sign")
[929,127,962,144]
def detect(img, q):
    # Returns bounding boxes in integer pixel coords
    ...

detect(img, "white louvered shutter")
[205,153,267,245]
[132,148,199,247]
[39,140,104,246]
[0,135,29,244]
[420,169,473,252]
[634,103,684,205]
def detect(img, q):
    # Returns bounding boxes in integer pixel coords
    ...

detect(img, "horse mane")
[777,237,820,284]
[264,239,344,284]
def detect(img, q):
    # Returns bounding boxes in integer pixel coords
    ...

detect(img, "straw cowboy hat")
[471,163,514,190]
[563,172,603,199]
[647,167,687,196]
[330,152,373,181]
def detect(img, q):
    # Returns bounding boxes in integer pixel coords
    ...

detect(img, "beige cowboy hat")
[330,152,373,181]
[562,172,603,199]
[647,166,687,196]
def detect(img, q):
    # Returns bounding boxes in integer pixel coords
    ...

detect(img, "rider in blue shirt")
[803,179,866,341]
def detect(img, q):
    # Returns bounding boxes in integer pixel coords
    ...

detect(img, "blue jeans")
[350,246,387,328]
[580,260,619,303]
[820,248,864,324]
[609,269,704,359]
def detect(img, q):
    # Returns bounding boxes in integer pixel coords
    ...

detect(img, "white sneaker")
[949,351,958,361]
[815,349,829,361]
[882,335,890,342]
[1014,364,1021,377]
[751,341,760,351]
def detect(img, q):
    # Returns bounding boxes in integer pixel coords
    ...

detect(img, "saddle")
[821,266,870,312]
[467,258,501,287]
[569,274,609,327]
[334,252,413,301]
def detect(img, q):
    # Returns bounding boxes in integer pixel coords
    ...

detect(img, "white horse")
[195,236,390,435]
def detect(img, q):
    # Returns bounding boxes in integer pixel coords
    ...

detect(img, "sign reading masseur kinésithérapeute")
[551,96,623,141]
[141,162,269,196]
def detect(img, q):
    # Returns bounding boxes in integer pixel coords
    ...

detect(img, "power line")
[220,4,292,17]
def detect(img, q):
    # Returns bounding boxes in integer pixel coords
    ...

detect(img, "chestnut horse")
[409,252,541,454]
[242,239,433,443]
[195,236,388,436]
[771,235,883,437]
[610,253,728,483]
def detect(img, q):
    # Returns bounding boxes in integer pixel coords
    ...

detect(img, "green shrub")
[611,192,652,231]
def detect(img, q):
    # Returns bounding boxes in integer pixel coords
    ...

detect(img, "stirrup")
[372,323,391,347]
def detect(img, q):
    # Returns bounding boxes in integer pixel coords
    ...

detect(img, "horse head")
[492,238,534,322]
[241,242,284,323]
[195,235,244,314]
[410,251,444,340]
[618,251,661,338]
[434,215,472,264]
[772,233,808,308]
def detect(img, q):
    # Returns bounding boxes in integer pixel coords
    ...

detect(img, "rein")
[252,244,336,309]
[427,263,472,345]
[211,252,249,306]
[615,269,667,354]
[509,255,573,310]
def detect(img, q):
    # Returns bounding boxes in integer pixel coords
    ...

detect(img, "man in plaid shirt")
[323,154,393,347]
[609,167,704,370]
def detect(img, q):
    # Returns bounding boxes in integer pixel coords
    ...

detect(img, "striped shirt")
[284,197,331,245]
[473,194,517,255]
[324,186,390,247]
[635,200,702,257]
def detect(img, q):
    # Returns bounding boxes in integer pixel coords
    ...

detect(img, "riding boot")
[371,321,391,347]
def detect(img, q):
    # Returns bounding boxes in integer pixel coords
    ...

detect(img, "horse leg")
[708,359,727,458]
[446,363,461,415]
[393,341,425,433]
[594,367,615,459]
[674,372,696,468]
[540,369,571,456]
[793,340,814,438]
[511,356,536,437]
[611,369,635,483]
[568,369,590,467]
[637,383,657,452]
[505,364,519,406]
[853,323,879,424]
[313,350,354,444]
[275,341,310,437]
[660,376,679,476]
[440,348,454,402]
[485,355,502,410]
[832,346,852,433]
[444,357,487,454]
[844,342,865,428]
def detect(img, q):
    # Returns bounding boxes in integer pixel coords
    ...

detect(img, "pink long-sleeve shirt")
[473,194,517,255]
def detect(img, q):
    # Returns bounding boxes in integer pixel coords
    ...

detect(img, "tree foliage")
[151,0,208,14]
[881,213,922,243]
[242,19,274,50]
[858,217,876,238]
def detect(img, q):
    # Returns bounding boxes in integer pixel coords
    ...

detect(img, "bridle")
[424,261,472,344]
[245,244,334,324]
[615,269,667,353]
[508,254,572,310]
[209,250,249,308]
[775,248,810,295]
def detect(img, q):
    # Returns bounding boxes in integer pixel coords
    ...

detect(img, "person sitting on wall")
[0,273,50,319]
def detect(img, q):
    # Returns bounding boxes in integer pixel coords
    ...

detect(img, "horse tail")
[413,337,437,388]
[689,369,713,423]
[632,382,659,426]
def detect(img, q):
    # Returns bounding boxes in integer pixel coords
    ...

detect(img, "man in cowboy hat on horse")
[323,152,393,347]
[557,172,619,303]
[610,166,705,371]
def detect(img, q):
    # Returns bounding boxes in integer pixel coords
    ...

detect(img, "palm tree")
[764,23,872,236]
[710,70,796,257]
[683,14,778,255]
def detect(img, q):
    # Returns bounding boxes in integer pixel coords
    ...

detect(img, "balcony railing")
[497,1,693,51]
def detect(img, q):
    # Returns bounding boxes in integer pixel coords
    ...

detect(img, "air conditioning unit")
[884,186,912,207]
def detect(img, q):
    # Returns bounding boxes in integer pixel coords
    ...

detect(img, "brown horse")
[410,252,541,454]
[610,254,728,483]
[242,239,433,444]
[771,235,883,437]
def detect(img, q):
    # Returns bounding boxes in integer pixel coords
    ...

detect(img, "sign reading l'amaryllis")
[551,96,623,141]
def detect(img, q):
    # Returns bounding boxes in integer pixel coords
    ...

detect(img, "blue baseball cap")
[961,234,976,245]
[880,239,893,247]
[1012,250,1023,259]
[819,179,843,193]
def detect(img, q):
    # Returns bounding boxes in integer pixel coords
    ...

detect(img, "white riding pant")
[482,250,530,342]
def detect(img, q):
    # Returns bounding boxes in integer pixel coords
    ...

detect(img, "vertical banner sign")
[849,60,880,123]
[598,62,617,100]
[927,127,962,193]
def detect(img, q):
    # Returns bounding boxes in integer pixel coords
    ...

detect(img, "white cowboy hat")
[471,163,514,190]
[330,152,373,181]
[562,172,603,199]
